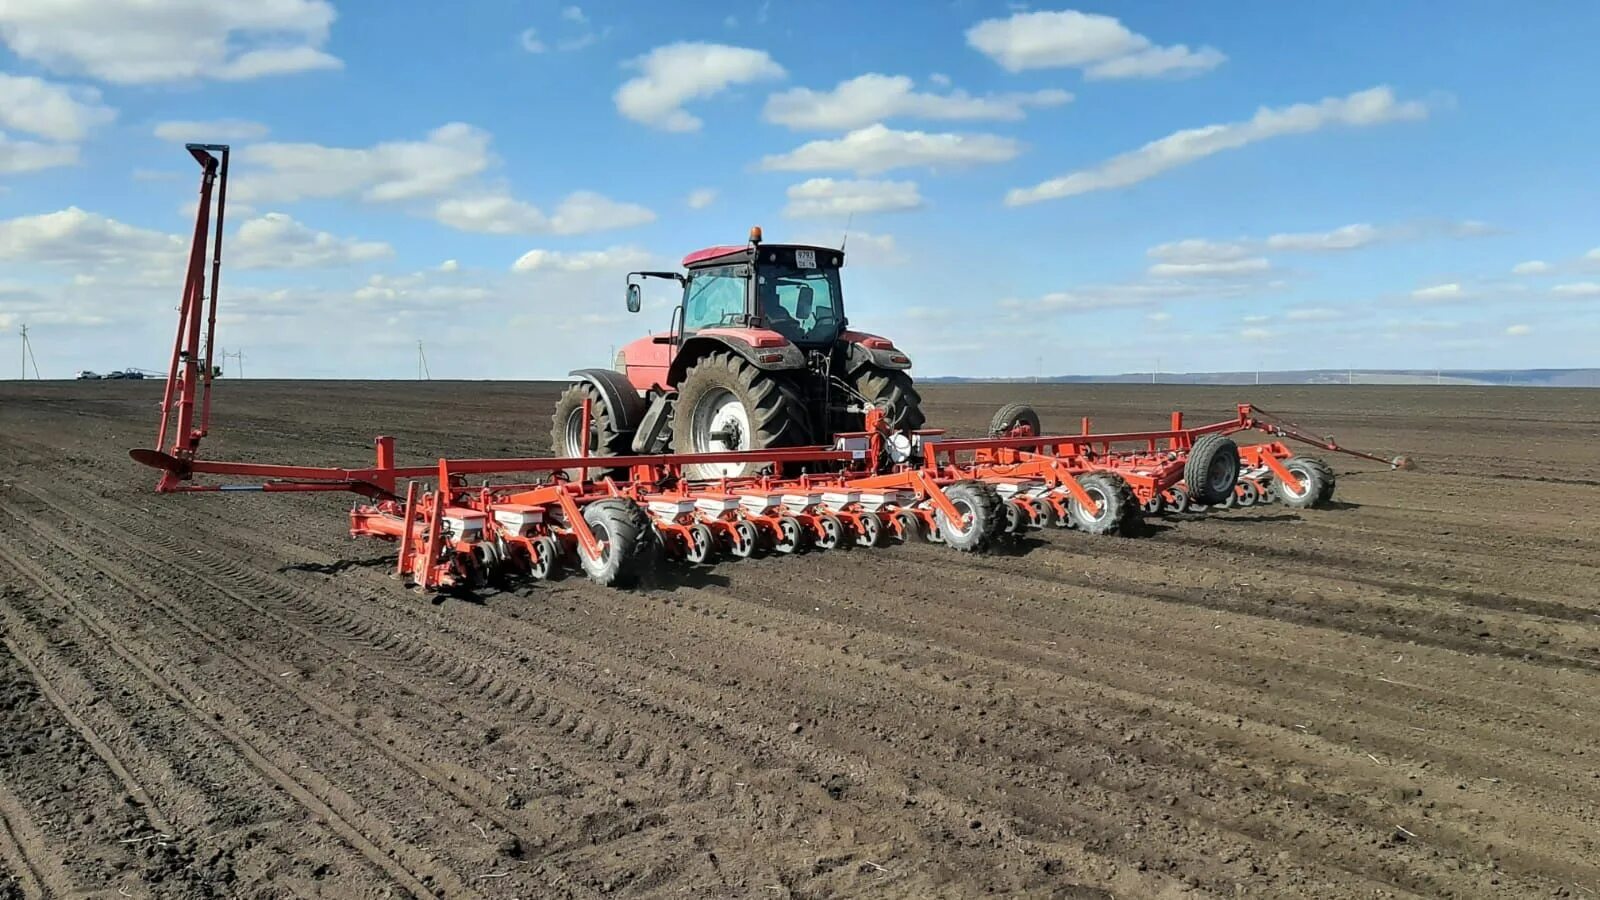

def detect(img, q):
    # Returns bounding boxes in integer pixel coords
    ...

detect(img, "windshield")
[757,264,842,344]
[682,266,749,331]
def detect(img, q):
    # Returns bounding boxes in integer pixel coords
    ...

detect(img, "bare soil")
[1,380,1598,899]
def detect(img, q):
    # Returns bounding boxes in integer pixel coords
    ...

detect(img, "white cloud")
[0,133,79,173]
[1240,327,1273,341]
[1285,307,1342,321]
[1000,279,1251,315]
[760,123,1021,175]
[1505,324,1532,336]
[561,6,587,24]
[783,178,923,218]
[511,245,651,273]
[1265,223,1381,252]
[152,118,269,142]
[235,123,493,204]
[0,73,114,141]
[0,0,341,84]
[1006,87,1427,205]
[434,189,655,235]
[519,28,544,53]
[1148,258,1270,278]
[686,187,718,209]
[929,73,951,87]
[764,73,1069,131]
[231,213,392,269]
[966,9,1224,79]
[1146,311,1171,323]
[1552,282,1600,297]
[437,259,459,273]
[353,270,492,306]
[1147,238,1252,263]
[1412,282,1464,301]
[0,206,182,267]
[615,42,785,131]
[1587,247,1600,262]
[1511,260,1550,275]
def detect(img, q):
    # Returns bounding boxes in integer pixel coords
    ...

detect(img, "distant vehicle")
[102,369,145,380]
[76,370,102,380]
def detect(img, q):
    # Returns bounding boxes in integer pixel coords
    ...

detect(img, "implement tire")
[854,368,926,432]
[673,351,810,480]
[1069,472,1141,536]
[934,480,1006,553]
[578,498,656,588]
[989,402,1042,437]
[1276,456,1336,509]
[1184,434,1240,506]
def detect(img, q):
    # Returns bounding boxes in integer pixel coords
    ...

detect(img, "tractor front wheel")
[672,352,809,480]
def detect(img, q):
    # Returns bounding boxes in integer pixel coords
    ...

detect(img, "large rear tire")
[551,382,631,479]
[854,368,926,432]
[989,402,1041,437]
[673,352,809,480]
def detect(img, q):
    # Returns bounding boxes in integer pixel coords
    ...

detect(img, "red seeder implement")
[131,144,1411,593]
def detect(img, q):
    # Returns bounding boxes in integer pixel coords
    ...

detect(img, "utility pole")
[417,341,431,380]
[221,348,244,378]
[1152,357,1159,385]
[19,324,41,380]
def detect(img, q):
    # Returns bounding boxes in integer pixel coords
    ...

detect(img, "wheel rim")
[731,521,757,557]
[1078,487,1111,524]
[687,525,712,563]
[1206,455,1234,495]
[1282,466,1312,499]
[691,388,751,478]
[857,515,881,546]
[944,499,975,538]
[564,406,593,457]
[777,517,801,553]
[584,520,611,570]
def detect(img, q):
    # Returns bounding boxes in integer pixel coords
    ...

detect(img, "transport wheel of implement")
[816,514,846,550]
[856,513,884,547]
[989,402,1042,437]
[1164,486,1190,514]
[673,351,810,479]
[728,520,760,558]
[854,368,927,431]
[1069,472,1140,536]
[1141,492,1164,516]
[551,381,631,478]
[1237,480,1260,507]
[685,523,716,564]
[1275,456,1336,509]
[578,498,655,587]
[529,536,560,580]
[1183,434,1240,506]
[894,510,924,543]
[935,480,1007,552]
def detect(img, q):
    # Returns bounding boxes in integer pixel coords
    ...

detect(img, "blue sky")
[2,0,1598,379]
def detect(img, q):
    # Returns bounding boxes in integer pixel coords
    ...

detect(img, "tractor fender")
[666,335,806,385]
[566,368,648,433]
[843,338,913,374]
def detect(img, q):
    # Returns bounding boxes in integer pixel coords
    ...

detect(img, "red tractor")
[552,227,925,478]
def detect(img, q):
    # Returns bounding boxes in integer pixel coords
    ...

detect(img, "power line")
[19,324,41,380]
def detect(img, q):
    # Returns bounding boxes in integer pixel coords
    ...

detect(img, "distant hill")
[921,369,1600,387]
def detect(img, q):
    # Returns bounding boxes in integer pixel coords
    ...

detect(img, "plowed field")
[2,380,1597,899]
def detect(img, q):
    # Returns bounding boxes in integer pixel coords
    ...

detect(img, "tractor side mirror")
[626,283,642,313]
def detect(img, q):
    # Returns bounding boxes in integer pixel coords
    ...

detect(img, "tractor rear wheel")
[551,382,631,478]
[854,368,926,432]
[673,352,809,480]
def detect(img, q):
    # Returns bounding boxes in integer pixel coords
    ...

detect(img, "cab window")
[682,267,748,331]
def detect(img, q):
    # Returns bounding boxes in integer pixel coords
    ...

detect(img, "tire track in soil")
[8,479,1188,898]
[17,457,1590,896]
[0,537,445,899]
[0,777,70,898]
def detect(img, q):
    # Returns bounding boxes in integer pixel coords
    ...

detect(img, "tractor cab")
[558,227,921,478]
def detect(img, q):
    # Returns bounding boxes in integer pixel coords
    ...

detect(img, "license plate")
[794,249,816,269]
